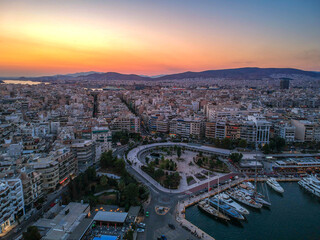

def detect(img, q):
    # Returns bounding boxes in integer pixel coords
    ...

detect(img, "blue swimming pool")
[93,235,117,240]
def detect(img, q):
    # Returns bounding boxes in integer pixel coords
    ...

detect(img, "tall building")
[92,126,112,153]
[20,168,43,211]
[291,120,320,142]
[280,78,290,89]
[71,140,95,172]
[0,178,25,235]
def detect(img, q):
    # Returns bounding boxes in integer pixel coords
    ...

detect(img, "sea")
[186,182,320,240]
[1,80,49,85]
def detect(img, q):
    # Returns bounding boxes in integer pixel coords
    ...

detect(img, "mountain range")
[11,67,320,82]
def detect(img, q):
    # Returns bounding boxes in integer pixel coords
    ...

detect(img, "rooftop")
[93,211,128,223]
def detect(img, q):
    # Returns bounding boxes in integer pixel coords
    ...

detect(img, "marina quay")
[272,157,320,174]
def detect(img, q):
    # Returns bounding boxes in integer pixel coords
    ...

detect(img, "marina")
[184,181,320,240]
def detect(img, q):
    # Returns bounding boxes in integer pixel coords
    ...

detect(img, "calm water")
[1,80,49,85]
[186,182,320,240]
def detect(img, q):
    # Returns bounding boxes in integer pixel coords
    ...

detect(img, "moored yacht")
[298,175,320,197]
[225,188,263,209]
[209,197,245,220]
[198,199,230,221]
[267,178,284,193]
[217,193,250,215]
[239,188,271,207]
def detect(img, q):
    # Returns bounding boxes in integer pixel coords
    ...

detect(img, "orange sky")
[0,0,319,77]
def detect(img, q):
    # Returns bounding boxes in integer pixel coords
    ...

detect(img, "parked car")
[168,224,175,230]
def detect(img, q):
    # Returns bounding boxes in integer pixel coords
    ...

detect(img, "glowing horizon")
[1,0,319,77]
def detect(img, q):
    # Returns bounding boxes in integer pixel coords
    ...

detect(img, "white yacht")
[218,193,250,215]
[298,175,320,197]
[225,188,263,209]
[266,178,284,193]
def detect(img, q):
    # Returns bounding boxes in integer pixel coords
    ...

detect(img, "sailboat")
[197,174,230,221]
[252,145,271,207]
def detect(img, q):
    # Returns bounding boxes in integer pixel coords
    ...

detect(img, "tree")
[262,144,271,154]
[100,150,113,168]
[86,167,96,181]
[209,159,215,169]
[124,229,134,240]
[154,168,164,180]
[123,183,139,205]
[114,158,126,173]
[177,146,182,158]
[229,153,243,163]
[238,139,247,148]
[23,226,41,240]
[100,175,108,186]
[222,138,232,149]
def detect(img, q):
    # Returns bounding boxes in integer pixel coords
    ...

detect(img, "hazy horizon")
[1,0,320,77]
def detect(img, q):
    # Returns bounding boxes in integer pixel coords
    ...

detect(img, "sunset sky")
[1,0,319,77]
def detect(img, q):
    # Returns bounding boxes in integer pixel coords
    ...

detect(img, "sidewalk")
[126,143,236,194]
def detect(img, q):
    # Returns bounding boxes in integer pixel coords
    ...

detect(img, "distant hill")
[14,67,320,82]
[19,72,151,82]
[156,67,320,80]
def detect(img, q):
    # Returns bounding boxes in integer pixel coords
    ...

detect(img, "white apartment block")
[247,115,271,145]
[92,126,112,153]
[0,178,25,234]
[279,124,296,142]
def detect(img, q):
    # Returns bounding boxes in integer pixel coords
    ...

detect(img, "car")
[137,228,145,233]
[138,222,146,228]
[168,224,175,230]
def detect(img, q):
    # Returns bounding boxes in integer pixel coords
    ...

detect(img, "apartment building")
[20,168,43,211]
[247,115,271,145]
[92,126,112,153]
[291,120,320,142]
[0,178,25,235]
[31,158,59,193]
[278,123,296,142]
[30,148,77,192]
[226,122,241,140]
[205,122,216,139]
[71,140,95,172]
[112,116,140,133]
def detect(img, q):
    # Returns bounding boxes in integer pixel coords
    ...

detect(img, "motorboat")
[266,178,284,193]
[298,175,320,197]
[217,193,250,215]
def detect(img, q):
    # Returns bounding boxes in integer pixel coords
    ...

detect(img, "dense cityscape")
[1,1,320,240]
[1,73,320,240]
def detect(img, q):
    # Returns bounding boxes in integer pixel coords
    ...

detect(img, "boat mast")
[207,171,210,203]
[217,176,220,211]
[254,143,258,196]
